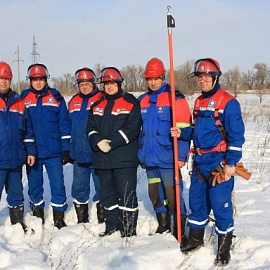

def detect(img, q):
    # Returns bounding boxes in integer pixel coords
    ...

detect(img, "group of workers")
[0,56,245,266]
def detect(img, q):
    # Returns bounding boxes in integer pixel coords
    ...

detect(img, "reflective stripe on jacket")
[87,90,141,169]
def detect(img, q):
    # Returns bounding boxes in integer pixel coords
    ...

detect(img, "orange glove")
[211,162,252,187]
[235,162,252,180]
[211,170,226,187]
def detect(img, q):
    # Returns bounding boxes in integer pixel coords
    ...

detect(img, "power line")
[13,46,24,94]
[30,36,40,64]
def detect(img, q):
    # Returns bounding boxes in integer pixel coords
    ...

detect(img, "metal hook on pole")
[167,6,175,29]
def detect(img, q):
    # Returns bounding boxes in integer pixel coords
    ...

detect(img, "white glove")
[97,139,112,153]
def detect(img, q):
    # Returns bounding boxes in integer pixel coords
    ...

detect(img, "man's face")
[146,77,164,91]
[0,77,11,94]
[103,81,118,95]
[79,81,94,95]
[197,74,213,92]
[31,77,46,91]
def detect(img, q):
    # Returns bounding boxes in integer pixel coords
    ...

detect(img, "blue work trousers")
[26,157,67,211]
[0,167,24,207]
[146,167,186,215]
[188,170,235,236]
[71,161,100,203]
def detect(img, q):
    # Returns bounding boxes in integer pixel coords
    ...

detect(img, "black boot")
[156,212,171,234]
[9,205,27,232]
[31,208,45,224]
[214,234,233,266]
[173,214,187,243]
[74,203,89,223]
[180,228,205,253]
[53,210,67,229]
[96,202,105,224]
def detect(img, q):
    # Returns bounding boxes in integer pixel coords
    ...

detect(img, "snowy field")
[0,93,269,270]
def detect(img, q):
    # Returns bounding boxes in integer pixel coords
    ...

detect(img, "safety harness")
[190,89,235,181]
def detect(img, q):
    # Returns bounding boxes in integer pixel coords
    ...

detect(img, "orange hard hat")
[188,58,222,78]
[0,62,13,79]
[27,64,50,79]
[98,67,124,83]
[74,67,96,85]
[144,58,166,78]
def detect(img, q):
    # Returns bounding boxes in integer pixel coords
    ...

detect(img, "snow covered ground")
[0,93,269,270]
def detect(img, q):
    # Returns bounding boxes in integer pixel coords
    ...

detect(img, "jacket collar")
[148,83,168,103]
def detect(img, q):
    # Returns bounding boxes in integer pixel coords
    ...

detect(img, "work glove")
[62,151,71,165]
[211,162,252,187]
[97,139,112,153]
[235,162,252,180]
[211,170,226,187]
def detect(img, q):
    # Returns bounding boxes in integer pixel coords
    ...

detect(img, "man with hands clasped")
[87,67,141,237]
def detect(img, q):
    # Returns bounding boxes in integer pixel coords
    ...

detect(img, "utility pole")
[13,46,24,94]
[30,36,40,64]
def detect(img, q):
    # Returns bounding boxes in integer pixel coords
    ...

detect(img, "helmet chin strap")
[211,75,219,90]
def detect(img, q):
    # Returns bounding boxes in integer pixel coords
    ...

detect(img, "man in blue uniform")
[69,67,104,223]
[138,58,191,240]
[21,64,71,229]
[171,58,245,266]
[0,61,36,232]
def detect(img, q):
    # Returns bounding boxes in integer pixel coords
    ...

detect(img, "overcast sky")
[1,0,269,82]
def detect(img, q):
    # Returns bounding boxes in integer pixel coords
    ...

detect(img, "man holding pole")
[171,58,245,266]
[138,58,191,240]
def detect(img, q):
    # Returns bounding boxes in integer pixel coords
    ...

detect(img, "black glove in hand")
[62,151,71,165]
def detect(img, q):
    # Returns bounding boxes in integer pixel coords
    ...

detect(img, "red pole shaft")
[168,28,182,243]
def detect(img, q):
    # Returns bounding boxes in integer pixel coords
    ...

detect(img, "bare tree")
[172,60,197,96]
[93,63,106,78]
[121,65,146,92]
[221,67,241,96]
[253,63,270,103]
[51,73,77,95]
[241,70,256,90]
[254,63,269,89]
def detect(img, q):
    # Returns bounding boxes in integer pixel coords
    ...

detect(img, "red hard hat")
[144,58,166,78]
[188,58,222,78]
[99,67,124,83]
[74,67,96,85]
[27,64,50,79]
[0,62,13,79]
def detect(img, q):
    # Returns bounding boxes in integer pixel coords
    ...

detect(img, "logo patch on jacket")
[208,100,216,107]
[48,97,54,103]
[158,106,164,113]
[141,108,147,114]
[94,108,103,113]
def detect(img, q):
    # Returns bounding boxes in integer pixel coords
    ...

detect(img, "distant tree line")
[13,61,270,96]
